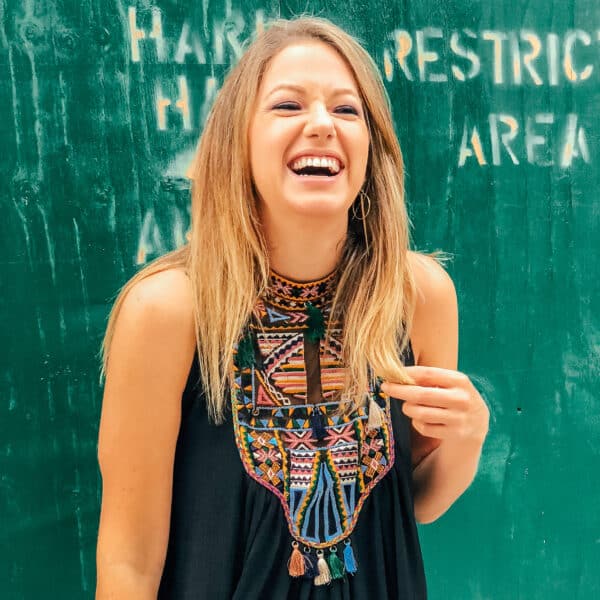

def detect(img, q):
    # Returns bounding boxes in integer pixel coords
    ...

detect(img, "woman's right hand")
[95,268,196,599]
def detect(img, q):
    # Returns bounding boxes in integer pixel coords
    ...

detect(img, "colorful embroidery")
[231,268,394,583]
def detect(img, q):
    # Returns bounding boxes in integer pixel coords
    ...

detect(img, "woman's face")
[249,41,370,229]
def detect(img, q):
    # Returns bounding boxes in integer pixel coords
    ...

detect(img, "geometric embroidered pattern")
[231,268,395,550]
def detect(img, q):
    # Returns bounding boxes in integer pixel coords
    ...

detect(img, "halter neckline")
[265,267,338,309]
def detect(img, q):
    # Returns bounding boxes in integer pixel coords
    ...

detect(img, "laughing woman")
[95,16,489,600]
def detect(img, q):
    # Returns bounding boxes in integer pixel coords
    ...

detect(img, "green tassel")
[327,548,345,580]
[236,328,255,369]
[305,302,325,342]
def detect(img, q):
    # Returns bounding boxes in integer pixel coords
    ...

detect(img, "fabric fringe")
[327,548,345,580]
[314,550,332,586]
[303,551,318,579]
[367,396,384,430]
[288,542,305,577]
[343,540,358,575]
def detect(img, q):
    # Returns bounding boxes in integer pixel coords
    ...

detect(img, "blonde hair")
[100,16,417,424]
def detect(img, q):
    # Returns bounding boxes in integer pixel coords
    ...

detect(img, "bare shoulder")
[121,267,194,326]
[406,251,458,368]
[109,265,197,391]
[407,251,456,300]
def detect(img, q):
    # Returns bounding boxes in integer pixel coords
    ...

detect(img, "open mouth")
[288,156,343,177]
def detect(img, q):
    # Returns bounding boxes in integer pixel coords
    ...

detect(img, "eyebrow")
[264,83,360,99]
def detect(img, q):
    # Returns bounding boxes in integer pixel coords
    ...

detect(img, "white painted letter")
[482,30,508,84]
[128,7,166,63]
[510,32,522,84]
[128,7,145,62]
[156,77,192,130]
[564,30,593,82]
[394,30,414,81]
[149,7,166,62]
[450,29,481,81]
[547,33,560,86]
[156,84,171,130]
[416,28,447,82]
[383,48,394,82]
[521,31,543,85]
[525,113,554,165]
[175,76,191,130]
[175,22,207,64]
[561,114,590,167]
[224,14,245,60]
[459,120,487,166]
[489,114,520,165]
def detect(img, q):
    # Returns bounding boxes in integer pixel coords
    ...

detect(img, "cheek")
[353,134,370,183]
[249,125,267,185]
[352,124,370,166]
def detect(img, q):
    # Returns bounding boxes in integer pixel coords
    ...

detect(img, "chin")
[285,195,352,217]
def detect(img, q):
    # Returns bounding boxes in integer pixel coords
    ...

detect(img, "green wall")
[2,1,599,598]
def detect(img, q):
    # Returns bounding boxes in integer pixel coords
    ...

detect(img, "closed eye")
[335,105,360,115]
[273,102,300,110]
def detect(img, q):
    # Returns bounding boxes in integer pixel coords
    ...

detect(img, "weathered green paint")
[1,1,599,598]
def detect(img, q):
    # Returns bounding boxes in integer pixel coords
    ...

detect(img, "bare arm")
[385,253,488,524]
[96,269,196,599]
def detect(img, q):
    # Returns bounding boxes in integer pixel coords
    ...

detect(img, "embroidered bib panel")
[231,269,395,582]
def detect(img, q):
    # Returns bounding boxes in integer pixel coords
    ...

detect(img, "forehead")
[259,41,360,95]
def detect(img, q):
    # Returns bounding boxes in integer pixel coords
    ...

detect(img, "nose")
[303,102,335,139]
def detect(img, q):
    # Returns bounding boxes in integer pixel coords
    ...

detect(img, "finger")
[402,403,454,425]
[384,384,456,408]
[411,420,448,439]
[402,365,470,389]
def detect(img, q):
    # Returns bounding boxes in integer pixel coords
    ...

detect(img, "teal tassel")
[235,328,255,369]
[327,548,345,580]
[343,540,358,575]
[305,302,325,342]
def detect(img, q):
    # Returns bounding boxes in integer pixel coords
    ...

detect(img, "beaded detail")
[231,268,394,584]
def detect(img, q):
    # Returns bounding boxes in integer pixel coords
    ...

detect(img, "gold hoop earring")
[351,190,372,221]
[360,189,372,219]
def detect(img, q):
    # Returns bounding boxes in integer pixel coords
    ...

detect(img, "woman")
[95,16,489,600]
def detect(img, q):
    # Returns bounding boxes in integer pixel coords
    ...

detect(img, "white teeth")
[290,156,342,173]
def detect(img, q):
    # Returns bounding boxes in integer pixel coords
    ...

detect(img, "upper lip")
[287,150,345,169]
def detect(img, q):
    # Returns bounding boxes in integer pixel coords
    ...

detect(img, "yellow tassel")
[288,541,305,577]
[314,550,332,586]
[367,396,384,430]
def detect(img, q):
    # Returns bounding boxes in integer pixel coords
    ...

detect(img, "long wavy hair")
[100,16,417,424]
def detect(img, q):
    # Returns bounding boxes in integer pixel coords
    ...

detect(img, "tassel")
[235,328,255,369]
[305,302,325,342]
[327,547,345,580]
[310,407,327,441]
[314,550,332,586]
[367,395,384,430]
[302,550,318,579]
[288,542,305,577]
[343,540,358,575]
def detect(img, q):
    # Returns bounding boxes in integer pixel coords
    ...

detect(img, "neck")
[262,212,348,282]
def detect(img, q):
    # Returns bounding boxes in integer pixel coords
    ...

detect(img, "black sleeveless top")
[158,269,427,600]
